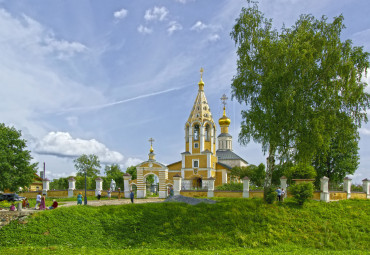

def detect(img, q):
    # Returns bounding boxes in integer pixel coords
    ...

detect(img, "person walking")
[281,188,286,202]
[276,187,282,202]
[35,193,41,209]
[118,188,121,199]
[107,189,111,200]
[77,192,83,205]
[97,190,101,200]
[130,190,134,203]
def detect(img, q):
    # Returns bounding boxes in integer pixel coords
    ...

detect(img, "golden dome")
[219,107,231,126]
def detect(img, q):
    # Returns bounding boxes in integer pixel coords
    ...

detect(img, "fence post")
[320,176,330,202]
[243,177,250,198]
[42,178,50,197]
[343,177,352,199]
[280,176,287,198]
[173,174,182,196]
[95,177,103,196]
[207,177,215,198]
[363,178,370,199]
[68,177,76,198]
[123,173,131,198]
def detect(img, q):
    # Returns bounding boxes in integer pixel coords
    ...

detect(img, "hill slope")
[0,198,369,252]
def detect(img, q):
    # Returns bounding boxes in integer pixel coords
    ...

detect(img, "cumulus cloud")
[114,8,128,19]
[137,25,153,34]
[35,132,124,163]
[208,34,220,42]
[191,21,208,31]
[124,157,143,169]
[144,6,168,21]
[167,21,182,35]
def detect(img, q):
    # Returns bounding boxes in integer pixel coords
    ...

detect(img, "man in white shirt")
[35,193,41,209]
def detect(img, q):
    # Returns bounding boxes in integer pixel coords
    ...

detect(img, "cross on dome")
[221,94,228,107]
[148,137,155,153]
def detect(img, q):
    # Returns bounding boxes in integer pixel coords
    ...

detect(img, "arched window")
[185,125,189,142]
[205,124,210,141]
[194,124,199,141]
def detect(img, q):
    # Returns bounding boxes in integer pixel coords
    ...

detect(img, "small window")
[193,160,199,168]
[194,143,199,148]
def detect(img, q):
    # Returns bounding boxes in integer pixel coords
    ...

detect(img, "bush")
[215,182,243,191]
[265,187,276,204]
[289,182,314,205]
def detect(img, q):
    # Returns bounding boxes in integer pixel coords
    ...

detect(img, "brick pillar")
[123,173,132,198]
[343,177,352,199]
[173,174,182,196]
[207,177,215,198]
[363,178,370,199]
[95,177,103,196]
[68,177,76,198]
[243,176,250,198]
[320,176,330,202]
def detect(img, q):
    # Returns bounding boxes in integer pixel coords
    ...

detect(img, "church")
[131,69,248,198]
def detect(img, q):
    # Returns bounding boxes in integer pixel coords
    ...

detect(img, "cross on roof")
[148,137,155,147]
[221,94,228,107]
[200,67,204,79]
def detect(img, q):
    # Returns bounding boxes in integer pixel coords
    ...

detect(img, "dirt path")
[59,197,165,207]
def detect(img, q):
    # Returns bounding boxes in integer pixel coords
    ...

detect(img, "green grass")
[0,198,369,253]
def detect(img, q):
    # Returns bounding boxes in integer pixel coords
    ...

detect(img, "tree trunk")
[264,146,275,200]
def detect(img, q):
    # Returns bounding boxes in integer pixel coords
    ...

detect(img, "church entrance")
[192,177,202,189]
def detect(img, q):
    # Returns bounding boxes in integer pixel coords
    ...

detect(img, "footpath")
[0,198,164,229]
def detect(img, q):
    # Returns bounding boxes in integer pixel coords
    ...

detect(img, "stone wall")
[0,210,35,229]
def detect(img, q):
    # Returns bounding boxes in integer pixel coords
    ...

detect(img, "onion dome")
[218,106,231,127]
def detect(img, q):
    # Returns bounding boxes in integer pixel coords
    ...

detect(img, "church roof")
[216,162,232,170]
[216,150,248,164]
[187,72,215,126]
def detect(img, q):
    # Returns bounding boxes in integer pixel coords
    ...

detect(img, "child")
[77,192,83,205]
[10,204,16,211]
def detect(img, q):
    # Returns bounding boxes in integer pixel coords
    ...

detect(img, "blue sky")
[1,0,369,183]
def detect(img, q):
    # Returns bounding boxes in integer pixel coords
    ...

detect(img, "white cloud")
[208,34,220,42]
[35,132,124,164]
[167,21,182,35]
[191,21,208,31]
[114,8,128,19]
[44,36,87,59]
[144,6,169,21]
[137,25,153,34]
[124,157,143,169]
[359,128,370,136]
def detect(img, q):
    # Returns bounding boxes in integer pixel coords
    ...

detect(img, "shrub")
[265,187,276,204]
[289,182,314,205]
[215,182,243,191]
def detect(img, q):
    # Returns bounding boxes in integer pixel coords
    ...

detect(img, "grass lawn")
[0,198,369,254]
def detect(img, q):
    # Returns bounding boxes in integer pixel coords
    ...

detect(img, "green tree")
[74,154,101,177]
[312,117,359,187]
[126,166,137,180]
[0,123,38,192]
[230,163,265,187]
[231,2,370,198]
[104,164,124,190]
[50,177,68,190]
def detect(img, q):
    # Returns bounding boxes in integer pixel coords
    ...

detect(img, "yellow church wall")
[186,142,189,152]
[180,191,207,197]
[168,171,181,180]
[215,171,223,186]
[204,141,211,151]
[214,191,242,198]
[351,192,367,199]
[192,144,200,154]
[313,191,320,200]
[184,170,208,179]
[330,192,347,200]
[167,161,182,171]
[185,155,207,168]
[140,163,149,167]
